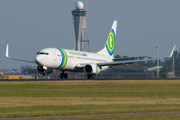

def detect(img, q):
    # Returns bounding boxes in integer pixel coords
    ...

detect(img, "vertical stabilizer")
[97,20,117,57]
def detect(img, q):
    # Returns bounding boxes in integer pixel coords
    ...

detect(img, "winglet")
[5,44,35,63]
[164,45,176,59]
[5,44,10,58]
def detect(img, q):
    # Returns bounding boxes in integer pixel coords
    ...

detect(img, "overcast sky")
[0,0,180,69]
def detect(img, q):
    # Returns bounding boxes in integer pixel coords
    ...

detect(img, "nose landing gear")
[60,71,68,79]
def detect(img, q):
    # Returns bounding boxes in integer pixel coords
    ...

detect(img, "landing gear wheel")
[60,72,68,79]
[64,73,68,79]
[87,74,91,79]
[87,74,96,79]
[60,73,64,79]
[42,70,47,76]
[92,75,96,79]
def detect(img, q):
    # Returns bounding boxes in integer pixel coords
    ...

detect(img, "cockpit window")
[37,52,49,55]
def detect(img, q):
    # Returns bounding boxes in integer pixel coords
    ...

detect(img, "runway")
[0,78,180,82]
[1,112,180,120]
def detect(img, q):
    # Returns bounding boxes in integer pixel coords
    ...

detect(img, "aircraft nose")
[35,55,43,66]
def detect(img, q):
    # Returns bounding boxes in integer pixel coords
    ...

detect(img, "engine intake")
[84,65,92,73]
[84,64,100,74]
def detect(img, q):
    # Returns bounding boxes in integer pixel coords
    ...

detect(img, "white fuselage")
[35,48,112,72]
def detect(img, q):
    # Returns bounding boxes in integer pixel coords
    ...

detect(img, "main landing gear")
[60,71,68,79]
[87,74,96,79]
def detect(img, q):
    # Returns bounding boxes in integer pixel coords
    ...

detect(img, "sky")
[0,0,180,69]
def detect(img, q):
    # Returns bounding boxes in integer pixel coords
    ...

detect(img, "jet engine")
[37,66,52,76]
[84,64,100,74]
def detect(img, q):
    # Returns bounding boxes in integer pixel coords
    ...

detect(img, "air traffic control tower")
[71,1,90,51]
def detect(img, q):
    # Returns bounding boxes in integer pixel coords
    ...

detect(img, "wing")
[5,44,35,63]
[98,45,176,68]
[74,45,176,69]
[97,58,158,67]
[113,56,149,61]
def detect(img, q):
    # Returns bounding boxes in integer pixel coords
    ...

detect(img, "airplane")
[5,20,176,79]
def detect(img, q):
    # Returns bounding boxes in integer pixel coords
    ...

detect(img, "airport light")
[155,46,161,78]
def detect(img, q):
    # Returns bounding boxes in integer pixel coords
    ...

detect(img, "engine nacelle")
[84,64,100,74]
[37,66,52,76]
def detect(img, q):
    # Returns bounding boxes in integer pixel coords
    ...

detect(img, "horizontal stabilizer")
[147,66,163,71]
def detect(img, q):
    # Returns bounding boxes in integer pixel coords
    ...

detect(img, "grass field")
[0,80,180,119]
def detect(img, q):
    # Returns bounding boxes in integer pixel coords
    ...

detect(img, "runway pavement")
[0,78,180,82]
[1,112,180,120]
